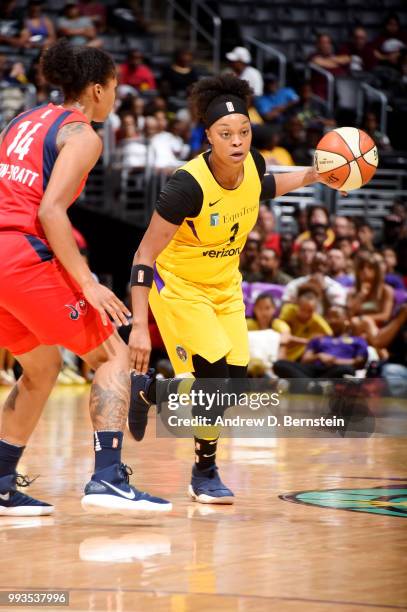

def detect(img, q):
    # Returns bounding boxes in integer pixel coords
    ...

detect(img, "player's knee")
[85,340,130,372]
[23,354,62,387]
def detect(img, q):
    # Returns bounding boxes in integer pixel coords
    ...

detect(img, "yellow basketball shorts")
[149,264,249,375]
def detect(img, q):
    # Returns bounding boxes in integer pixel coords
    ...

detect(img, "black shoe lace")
[119,464,133,485]
[15,473,39,488]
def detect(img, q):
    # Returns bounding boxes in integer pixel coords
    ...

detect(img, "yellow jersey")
[155,149,268,286]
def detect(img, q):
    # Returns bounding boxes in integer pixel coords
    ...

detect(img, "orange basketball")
[314,127,378,191]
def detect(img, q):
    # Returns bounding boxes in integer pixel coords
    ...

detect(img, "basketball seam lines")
[332,131,356,161]
[359,146,377,168]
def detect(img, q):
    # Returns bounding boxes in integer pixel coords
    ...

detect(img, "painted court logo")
[281,485,407,518]
[65,299,88,321]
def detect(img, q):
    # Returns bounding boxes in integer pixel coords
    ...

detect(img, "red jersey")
[0,103,90,242]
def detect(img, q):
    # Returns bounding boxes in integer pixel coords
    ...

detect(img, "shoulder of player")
[56,121,101,152]
[166,168,203,199]
[249,147,266,178]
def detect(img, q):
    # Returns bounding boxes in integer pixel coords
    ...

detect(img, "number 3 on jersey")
[7,121,42,161]
[228,222,239,244]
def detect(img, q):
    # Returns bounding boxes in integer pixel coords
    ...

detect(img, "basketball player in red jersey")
[0,40,171,517]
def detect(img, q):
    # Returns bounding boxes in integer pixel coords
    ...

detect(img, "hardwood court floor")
[0,385,406,612]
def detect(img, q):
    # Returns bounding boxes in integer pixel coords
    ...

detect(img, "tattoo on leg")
[3,385,19,413]
[90,370,130,431]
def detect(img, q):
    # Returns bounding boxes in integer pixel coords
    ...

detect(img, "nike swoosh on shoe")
[100,481,136,500]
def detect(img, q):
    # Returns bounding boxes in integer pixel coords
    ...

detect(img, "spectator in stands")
[381,247,405,289]
[283,252,347,313]
[0,55,27,87]
[119,49,156,92]
[287,239,317,277]
[254,248,293,286]
[348,252,394,331]
[257,205,281,254]
[240,234,262,282]
[226,46,263,96]
[273,305,368,381]
[357,221,376,252]
[253,125,294,166]
[391,198,407,225]
[246,293,290,377]
[117,93,145,127]
[389,50,407,102]
[247,293,281,331]
[24,1,55,49]
[335,236,355,263]
[279,231,295,275]
[153,109,169,132]
[309,223,330,252]
[27,57,54,104]
[327,248,354,287]
[116,113,147,168]
[144,115,159,139]
[333,215,351,240]
[295,80,334,129]
[340,27,377,72]
[58,1,101,47]
[160,48,199,98]
[0,0,28,49]
[293,205,308,236]
[309,34,351,99]
[255,74,299,123]
[362,111,391,152]
[383,213,406,248]
[369,303,407,397]
[272,283,332,362]
[281,115,310,166]
[373,14,407,62]
[295,205,335,251]
[0,56,28,127]
[78,0,107,33]
[148,118,190,171]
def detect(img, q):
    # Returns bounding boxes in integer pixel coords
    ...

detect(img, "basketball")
[314,127,378,191]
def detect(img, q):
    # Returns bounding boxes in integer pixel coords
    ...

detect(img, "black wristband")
[130,264,154,288]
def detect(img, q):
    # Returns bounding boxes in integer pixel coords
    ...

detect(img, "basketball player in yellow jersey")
[127,74,325,503]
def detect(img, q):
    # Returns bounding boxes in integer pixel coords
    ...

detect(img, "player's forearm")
[130,286,150,327]
[274,168,319,197]
[130,249,154,327]
[38,207,94,289]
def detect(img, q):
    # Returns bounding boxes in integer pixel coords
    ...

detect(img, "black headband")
[204,95,249,128]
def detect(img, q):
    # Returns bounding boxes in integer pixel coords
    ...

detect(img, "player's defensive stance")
[128,74,325,504]
[0,40,171,517]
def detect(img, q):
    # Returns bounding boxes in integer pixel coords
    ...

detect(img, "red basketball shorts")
[0,232,114,355]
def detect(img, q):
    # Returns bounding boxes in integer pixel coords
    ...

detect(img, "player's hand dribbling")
[82,280,131,327]
[129,325,151,373]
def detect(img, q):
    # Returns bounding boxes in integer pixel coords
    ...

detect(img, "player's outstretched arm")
[38,123,130,327]
[274,167,320,197]
[129,212,179,372]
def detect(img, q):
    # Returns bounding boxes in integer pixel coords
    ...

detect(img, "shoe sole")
[81,494,172,517]
[0,506,55,516]
[188,485,234,505]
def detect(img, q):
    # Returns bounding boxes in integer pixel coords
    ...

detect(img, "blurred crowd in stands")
[0,0,406,394]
